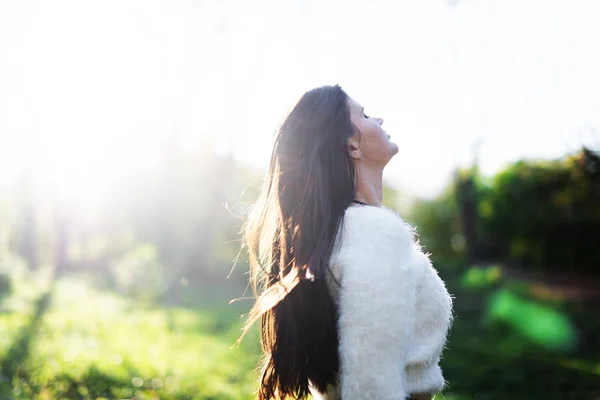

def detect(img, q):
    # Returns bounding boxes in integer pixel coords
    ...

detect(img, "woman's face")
[346,97,398,166]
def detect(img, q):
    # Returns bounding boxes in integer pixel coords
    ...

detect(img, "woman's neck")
[354,165,384,207]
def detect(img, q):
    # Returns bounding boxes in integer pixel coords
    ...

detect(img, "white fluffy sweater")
[310,205,454,400]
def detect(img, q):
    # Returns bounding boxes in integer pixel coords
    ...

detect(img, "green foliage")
[440,264,600,400]
[406,185,466,267]
[460,265,502,290]
[476,149,600,271]
[411,148,600,273]
[0,276,261,400]
[487,289,577,352]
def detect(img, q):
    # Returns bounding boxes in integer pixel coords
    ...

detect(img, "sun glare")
[1,0,599,207]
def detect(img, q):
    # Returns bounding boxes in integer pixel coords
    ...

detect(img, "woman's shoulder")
[341,205,415,240]
[332,205,419,264]
[328,204,430,297]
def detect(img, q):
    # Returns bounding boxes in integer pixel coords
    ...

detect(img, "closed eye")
[361,107,370,119]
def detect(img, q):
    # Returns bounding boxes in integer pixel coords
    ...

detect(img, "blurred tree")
[54,201,71,276]
[479,147,600,272]
[92,136,262,304]
[406,183,466,268]
[412,147,600,274]
[14,170,38,270]
[455,168,480,263]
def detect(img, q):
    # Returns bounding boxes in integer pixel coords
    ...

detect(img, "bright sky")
[1,0,599,203]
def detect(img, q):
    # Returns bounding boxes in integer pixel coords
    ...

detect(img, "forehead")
[346,97,363,112]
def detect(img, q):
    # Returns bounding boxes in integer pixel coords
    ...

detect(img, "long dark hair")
[240,85,358,399]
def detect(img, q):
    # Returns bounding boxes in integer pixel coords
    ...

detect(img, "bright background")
[2,0,599,203]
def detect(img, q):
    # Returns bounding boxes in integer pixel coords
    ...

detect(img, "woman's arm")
[404,250,453,396]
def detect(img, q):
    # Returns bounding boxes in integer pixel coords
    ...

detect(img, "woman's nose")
[375,117,384,126]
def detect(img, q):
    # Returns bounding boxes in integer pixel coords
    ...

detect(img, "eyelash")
[364,113,370,119]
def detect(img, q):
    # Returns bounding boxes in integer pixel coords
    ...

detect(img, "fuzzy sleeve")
[404,248,453,395]
[335,208,426,400]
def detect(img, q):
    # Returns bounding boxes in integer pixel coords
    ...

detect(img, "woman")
[240,85,453,400]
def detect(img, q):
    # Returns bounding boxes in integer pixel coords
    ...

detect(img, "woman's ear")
[349,149,362,159]
[347,137,362,159]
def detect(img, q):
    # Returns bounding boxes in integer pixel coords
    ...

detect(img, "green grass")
[1,265,599,399]
[0,275,262,399]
